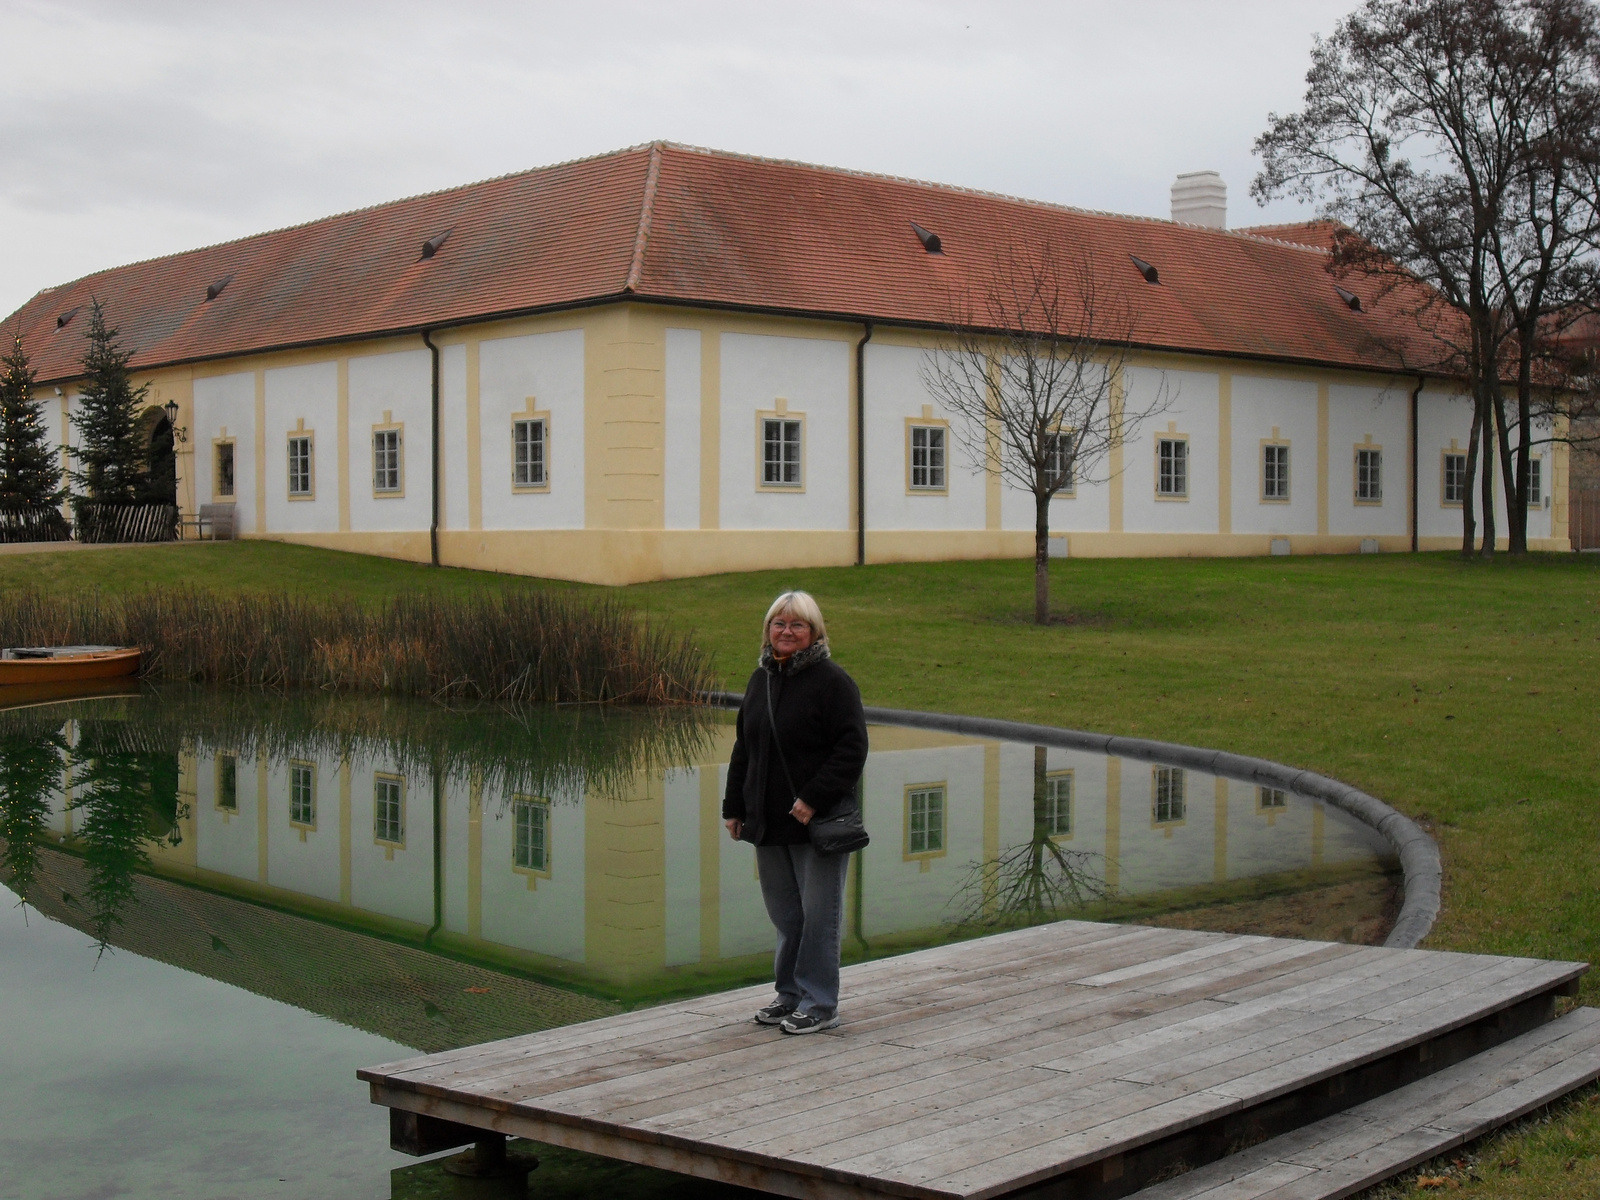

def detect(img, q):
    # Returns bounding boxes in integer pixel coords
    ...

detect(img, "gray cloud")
[1,0,1352,316]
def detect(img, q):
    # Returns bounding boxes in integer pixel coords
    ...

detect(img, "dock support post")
[443,1134,539,1182]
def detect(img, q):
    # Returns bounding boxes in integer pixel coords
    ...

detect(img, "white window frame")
[512,415,549,491]
[213,439,236,501]
[513,795,552,876]
[1156,437,1189,499]
[758,412,805,491]
[1261,442,1290,502]
[1355,446,1383,504]
[374,773,405,847]
[287,433,314,499]
[1527,456,1543,506]
[1045,770,1073,839]
[905,783,947,860]
[1152,766,1186,826]
[372,427,402,496]
[1045,430,1075,494]
[289,761,317,829]
[908,422,948,492]
[1442,451,1468,507]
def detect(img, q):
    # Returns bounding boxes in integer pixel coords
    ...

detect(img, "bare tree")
[921,245,1167,624]
[1254,0,1600,556]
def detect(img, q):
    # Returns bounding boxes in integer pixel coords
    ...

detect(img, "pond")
[0,686,1397,1200]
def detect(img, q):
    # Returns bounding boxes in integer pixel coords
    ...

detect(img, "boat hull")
[0,648,141,685]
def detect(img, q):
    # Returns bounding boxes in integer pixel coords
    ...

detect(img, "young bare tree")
[921,245,1167,624]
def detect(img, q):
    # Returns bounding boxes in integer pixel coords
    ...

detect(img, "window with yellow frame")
[512,795,552,886]
[374,773,405,853]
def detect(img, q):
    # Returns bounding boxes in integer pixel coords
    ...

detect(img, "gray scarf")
[758,640,831,674]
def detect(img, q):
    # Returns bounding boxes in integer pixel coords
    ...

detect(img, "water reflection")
[0,687,1394,1021]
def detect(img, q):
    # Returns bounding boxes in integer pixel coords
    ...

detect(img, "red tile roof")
[6,143,1457,384]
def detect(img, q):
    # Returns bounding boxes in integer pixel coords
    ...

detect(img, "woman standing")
[723,591,868,1034]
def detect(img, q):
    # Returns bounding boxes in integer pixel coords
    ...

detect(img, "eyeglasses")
[769,620,811,633]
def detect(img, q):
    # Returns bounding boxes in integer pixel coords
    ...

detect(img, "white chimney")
[1171,171,1227,229]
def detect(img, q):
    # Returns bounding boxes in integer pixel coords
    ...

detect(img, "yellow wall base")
[244,527,1575,585]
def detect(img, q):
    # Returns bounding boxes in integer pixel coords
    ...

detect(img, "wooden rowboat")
[0,645,141,685]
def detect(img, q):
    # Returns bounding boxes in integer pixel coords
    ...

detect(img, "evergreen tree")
[0,328,65,514]
[70,300,149,508]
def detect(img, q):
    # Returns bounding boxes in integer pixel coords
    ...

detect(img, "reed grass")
[0,588,714,705]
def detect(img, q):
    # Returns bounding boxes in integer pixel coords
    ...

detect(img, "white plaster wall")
[192,372,256,530]
[664,329,702,531]
[477,784,587,962]
[716,763,773,958]
[478,330,585,531]
[1327,383,1409,537]
[1229,376,1319,536]
[263,755,340,903]
[1122,368,1221,534]
[719,333,851,531]
[264,362,339,533]
[347,350,431,534]
[859,745,987,938]
[1113,765,1219,894]
[346,751,433,927]
[1417,391,1477,540]
[863,344,986,532]
[191,747,259,883]
[440,344,468,532]
[662,767,702,966]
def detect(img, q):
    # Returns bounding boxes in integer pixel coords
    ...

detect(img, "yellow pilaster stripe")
[1103,757,1121,893]
[1217,373,1232,535]
[1317,382,1330,535]
[254,369,267,533]
[699,331,721,530]
[698,766,722,962]
[982,743,1001,918]
[466,341,483,532]
[1109,373,1125,534]
[256,756,269,884]
[336,360,351,533]
[339,760,352,905]
[1213,777,1229,883]
[468,773,483,940]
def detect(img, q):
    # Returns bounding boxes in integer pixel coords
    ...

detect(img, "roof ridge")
[22,143,664,301]
[625,142,665,293]
[653,141,1327,251]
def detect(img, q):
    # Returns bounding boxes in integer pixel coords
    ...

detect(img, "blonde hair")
[762,590,828,650]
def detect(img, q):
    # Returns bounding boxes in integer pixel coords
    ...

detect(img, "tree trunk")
[1462,398,1482,557]
[1492,389,1524,555]
[1034,492,1051,624]
[1479,397,1497,557]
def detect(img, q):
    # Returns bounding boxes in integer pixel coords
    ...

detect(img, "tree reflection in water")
[0,721,69,916]
[952,746,1110,929]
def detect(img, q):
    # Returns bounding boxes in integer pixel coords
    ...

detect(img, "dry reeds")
[0,589,714,705]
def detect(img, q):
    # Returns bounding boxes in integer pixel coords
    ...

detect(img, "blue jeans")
[756,842,850,1019]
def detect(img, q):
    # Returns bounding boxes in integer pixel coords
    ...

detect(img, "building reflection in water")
[1,688,1393,1008]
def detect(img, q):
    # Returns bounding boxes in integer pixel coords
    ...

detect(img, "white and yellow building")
[7,143,1568,583]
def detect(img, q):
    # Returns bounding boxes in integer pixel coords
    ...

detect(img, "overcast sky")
[1,0,1356,321]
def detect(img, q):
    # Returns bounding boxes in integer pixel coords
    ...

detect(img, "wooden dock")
[360,921,1598,1199]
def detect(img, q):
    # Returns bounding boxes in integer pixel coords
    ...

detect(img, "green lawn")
[7,539,1599,1196]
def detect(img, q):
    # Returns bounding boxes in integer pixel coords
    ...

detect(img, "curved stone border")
[707,693,1440,948]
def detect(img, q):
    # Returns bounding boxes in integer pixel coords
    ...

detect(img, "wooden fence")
[0,508,70,544]
[75,504,179,544]
[1571,491,1600,551]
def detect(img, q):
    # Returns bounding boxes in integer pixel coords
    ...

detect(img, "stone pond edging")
[706,692,1441,948]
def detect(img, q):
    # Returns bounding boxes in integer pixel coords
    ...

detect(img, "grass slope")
[6,539,1598,1195]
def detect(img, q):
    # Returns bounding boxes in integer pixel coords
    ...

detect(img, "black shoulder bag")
[764,673,870,856]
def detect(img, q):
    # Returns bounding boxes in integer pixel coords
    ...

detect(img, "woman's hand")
[725,818,743,840]
[790,799,815,826]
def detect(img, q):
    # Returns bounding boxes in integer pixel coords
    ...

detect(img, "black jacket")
[722,643,869,846]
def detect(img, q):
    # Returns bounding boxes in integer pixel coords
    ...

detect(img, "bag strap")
[763,671,802,802]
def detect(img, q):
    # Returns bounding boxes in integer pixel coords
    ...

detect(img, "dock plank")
[357,921,1590,1200]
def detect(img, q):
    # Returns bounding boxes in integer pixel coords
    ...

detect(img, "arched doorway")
[136,406,177,506]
